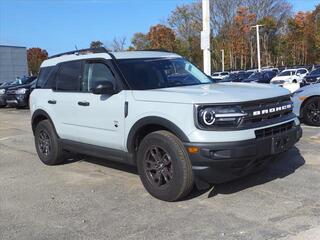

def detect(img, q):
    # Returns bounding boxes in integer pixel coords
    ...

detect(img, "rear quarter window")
[36,66,57,89]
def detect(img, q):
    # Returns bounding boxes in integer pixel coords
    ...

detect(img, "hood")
[132,83,290,104]
[305,73,320,78]
[7,81,35,91]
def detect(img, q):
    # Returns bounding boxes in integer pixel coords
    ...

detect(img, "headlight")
[0,89,5,95]
[196,105,247,129]
[15,88,27,94]
[317,77,320,81]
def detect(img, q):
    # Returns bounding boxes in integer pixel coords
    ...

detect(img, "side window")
[36,66,55,88]
[82,62,116,92]
[297,69,306,75]
[56,61,82,91]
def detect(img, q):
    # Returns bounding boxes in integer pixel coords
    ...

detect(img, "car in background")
[5,78,37,108]
[302,68,320,85]
[242,70,277,84]
[219,71,253,82]
[292,83,320,126]
[0,76,36,108]
[270,68,308,86]
[211,71,229,80]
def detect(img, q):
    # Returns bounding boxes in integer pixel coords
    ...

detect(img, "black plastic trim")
[126,116,190,153]
[31,109,59,137]
[59,139,135,165]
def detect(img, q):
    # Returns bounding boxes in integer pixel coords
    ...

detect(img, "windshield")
[310,68,320,75]
[278,70,295,76]
[220,74,238,82]
[248,72,262,80]
[118,58,212,90]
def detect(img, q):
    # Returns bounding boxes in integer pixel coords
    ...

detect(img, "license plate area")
[271,135,291,154]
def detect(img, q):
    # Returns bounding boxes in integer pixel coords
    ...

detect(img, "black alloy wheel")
[137,130,194,202]
[144,146,174,188]
[303,97,320,126]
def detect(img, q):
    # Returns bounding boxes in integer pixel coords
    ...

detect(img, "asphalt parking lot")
[0,108,320,240]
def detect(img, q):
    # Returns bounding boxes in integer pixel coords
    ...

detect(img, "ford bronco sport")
[30,48,302,201]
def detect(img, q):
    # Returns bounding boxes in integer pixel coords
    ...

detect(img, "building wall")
[0,45,28,83]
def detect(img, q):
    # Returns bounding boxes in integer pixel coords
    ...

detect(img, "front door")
[72,60,126,151]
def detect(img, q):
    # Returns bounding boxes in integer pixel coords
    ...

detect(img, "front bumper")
[5,94,28,107]
[0,95,6,106]
[184,124,302,184]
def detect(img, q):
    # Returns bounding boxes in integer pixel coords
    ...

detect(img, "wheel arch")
[126,116,189,153]
[31,109,59,137]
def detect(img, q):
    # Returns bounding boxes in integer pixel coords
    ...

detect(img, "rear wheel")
[137,130,194,201]
[34,120,65,165]
[302,97,320,126]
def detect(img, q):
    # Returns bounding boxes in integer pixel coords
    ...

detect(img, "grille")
[6,90,16,95]
[305,77,319,83]
[255,121,294,139]
[271,80,285,85]
[241,95,292,125]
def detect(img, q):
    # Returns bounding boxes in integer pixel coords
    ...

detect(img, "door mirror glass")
[91,81,115,95]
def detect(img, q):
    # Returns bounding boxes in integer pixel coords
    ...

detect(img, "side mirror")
[91,81,116,95]
[297,72,301,76]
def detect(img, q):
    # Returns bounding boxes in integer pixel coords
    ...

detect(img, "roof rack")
[49,47,109,59]
[141,48,171,53]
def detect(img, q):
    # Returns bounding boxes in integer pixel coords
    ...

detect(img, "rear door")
[49,60,84,140]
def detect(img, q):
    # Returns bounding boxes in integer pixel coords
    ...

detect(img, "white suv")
[30,48,302,201]
[270,68,309,85]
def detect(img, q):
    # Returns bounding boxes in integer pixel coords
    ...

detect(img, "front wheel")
[137,130,194,201]
[302,97,320,126]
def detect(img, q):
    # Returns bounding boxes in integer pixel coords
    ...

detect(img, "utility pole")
[221,49,225,72]
[251,25,263,72]
[201,0,211,76]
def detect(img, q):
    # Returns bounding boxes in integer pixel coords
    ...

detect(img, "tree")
[147,24,176,51]
[131,32,150,50]
[90,41,104,48]
[110,37,126,51]
[27,48,48,75]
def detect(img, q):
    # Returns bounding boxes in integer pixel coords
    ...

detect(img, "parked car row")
[212,66,320,87]
[0,76,37,108]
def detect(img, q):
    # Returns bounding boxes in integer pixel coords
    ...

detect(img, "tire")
[34,120,65,165]
[302,97,320,126]
[137,130,194,201]
[292,79,297,83]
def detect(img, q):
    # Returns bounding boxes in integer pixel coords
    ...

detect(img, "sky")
[0,0,319,55]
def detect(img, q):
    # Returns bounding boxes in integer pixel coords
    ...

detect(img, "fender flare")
[31,109,59,137]
[126,116,190,153]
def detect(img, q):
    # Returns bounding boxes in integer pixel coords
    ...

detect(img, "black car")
[220,72,253,82]
[0,81,14,107]
[5,77,37,108]
[302,68,320,85]
[242,70,277,84]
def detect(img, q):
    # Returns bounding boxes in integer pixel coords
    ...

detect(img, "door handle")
[48,100,56,104]
[78,101,90,106]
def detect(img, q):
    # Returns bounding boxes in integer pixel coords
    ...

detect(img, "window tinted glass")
[297,69,306,74]
[118,58,212,90]
[56,61,82,91]
[82,62,116,92]
[37,66,55,88]
[311,68,320,75]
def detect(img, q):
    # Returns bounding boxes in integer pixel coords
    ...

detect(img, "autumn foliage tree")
[147,24,176,51]
[27,48,48,75]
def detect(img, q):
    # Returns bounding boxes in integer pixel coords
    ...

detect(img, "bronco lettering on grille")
[253,104,292,116]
